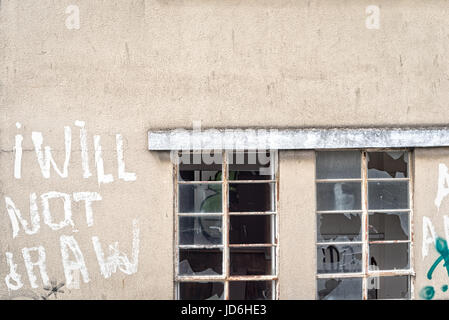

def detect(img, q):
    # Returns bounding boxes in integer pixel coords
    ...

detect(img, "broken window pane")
[369,212,409,241]
[229,183,275,212]
[317,213,362,242]
[316,151,361,179]
[230,215,273,244]
[179,165,222,183]
[367,275,410,299]
[176,151,278,300]
[178,152,222,182]
[230,247,274,276]
[317,244,362,273]
[229,281,273,300]
[315,150,412,300]
[368,152,408,179]
[179,282,224,300]
[317,278,362,300]
[179,249,223,276]
[179,184,222,213]
[228,151,274,180]
[368,181,409,210]
[317,244,363,273]
[369,243,409,270]
[316,182,361,211]
[179,216,222,245]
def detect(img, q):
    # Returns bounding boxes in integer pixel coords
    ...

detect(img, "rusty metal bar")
[317,147,411,152]
[366,178,410,182]
[316,272,364,279]
[176,275,226,281]
[177,212,223,217]
[368,240,411,244]
[317,241,364,246]
[229,244,275,248]
[227,180,277,184]
[178,181,223,185]
[229,211,276,215]
[177,213,223,217]
[408,151,415,299]
[316,270,415,279]
[366,269,416,277]
[223,150,230,300]
[227,275,278,282]
[361,151,369,300]
[316,178,362,183]
[316,178,410,184]
[366,209,411,213]
[173,161,179,299]
[316,210,363,214]
[274,150,280,300]
[179,245,224,249]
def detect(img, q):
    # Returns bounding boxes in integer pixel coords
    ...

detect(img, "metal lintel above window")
[148,127,449,151]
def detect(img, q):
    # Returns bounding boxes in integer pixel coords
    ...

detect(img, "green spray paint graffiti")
[420,237,449,300]
[427,237,449,280]
[419,286,435,300]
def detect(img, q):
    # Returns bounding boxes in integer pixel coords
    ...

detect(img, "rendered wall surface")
[278,151,316,299]
[1,0,449,299]
[414,148,449,300]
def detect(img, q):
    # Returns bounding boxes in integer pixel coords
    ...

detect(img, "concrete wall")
[414,148,449,300]
[2,0,449,299]
[279,151,316,299]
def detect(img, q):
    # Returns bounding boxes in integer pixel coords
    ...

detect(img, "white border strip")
[148,127,449,150]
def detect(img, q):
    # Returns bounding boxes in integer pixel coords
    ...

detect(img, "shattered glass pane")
[179,249,222,276]
[316,182,361,211]
[368,275,410,299]
[179,184,222,213]
[179,282,224,300]
[228,151,274,180]
[229,281,273,300]
[230,247,274,276]
[368,152,408,179]
[179,216,222,245]
[317,278,362,300]
[178,153,222,182]
[368,181,409,210]
[369,243,409,270]
[317,244,362,273]
[317,213,362,242]
[229,183,275,212]
[230,215,273,244]
[369,212,409,241]
[316,151,361,179]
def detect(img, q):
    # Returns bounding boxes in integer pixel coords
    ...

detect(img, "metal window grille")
[174,150,279,300]
[315,150,414,300]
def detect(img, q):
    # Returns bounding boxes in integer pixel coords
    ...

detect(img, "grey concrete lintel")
[148,127,449,150]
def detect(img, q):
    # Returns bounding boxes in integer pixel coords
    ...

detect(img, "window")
[175,150,278,300]
[316,150,413,300]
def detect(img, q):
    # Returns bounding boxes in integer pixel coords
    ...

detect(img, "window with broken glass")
[175,150,278,300]
[316,150,414,300]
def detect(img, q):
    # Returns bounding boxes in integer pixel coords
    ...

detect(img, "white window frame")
[315,149,415,300]
[174,150,279,300]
